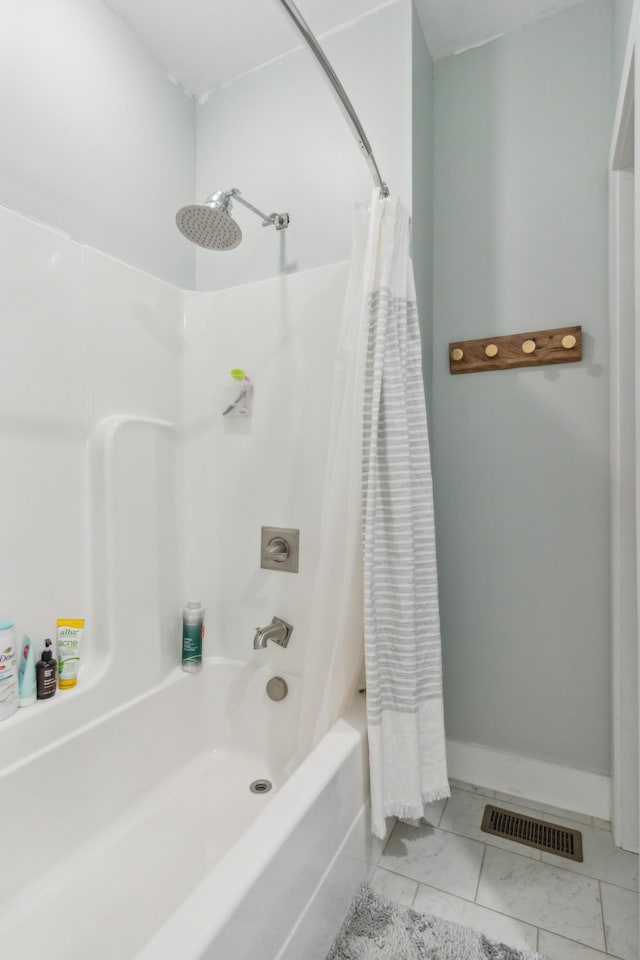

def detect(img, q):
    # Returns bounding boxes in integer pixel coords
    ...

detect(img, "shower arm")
[226,189,289,230]
[275,0,390,198]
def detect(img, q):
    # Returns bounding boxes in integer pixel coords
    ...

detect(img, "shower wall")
[0,193,352,757]
[0,0,196,288]
[181,263,350,677]
[0,203,183,758]
[432,0,613,777]
[194,0,412,293]
[0,206,90,654]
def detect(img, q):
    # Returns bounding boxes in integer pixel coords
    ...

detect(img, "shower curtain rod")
[275,0,390,197]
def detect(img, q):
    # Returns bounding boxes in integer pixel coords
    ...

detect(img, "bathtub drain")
[250,779,273,795]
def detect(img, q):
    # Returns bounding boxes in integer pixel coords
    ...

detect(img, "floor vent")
[481,805,583,862]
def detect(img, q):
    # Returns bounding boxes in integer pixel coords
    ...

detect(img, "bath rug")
[326,885,543,960]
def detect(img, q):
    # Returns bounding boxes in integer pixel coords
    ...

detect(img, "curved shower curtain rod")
[275,0,390,198]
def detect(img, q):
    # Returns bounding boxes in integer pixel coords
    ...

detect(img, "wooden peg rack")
[449,325,582,375]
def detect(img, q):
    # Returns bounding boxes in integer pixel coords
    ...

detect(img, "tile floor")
[371,780,639,959]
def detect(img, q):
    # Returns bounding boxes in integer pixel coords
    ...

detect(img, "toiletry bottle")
[57,618,85,689]
[36,639,57,700]
[0,621,18,720]
[18,635,36,707]
[182,601,204,673]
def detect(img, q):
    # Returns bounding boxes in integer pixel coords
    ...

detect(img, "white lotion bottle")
[0,622,19,720]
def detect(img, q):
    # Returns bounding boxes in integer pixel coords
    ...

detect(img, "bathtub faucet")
[253,616,293,650]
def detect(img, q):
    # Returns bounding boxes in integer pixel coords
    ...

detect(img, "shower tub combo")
[1,661,375,960]
[1,2,390,956]
[0,410,376,959]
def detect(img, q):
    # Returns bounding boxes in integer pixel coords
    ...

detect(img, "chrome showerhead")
[176,188,289,251]
[175,191,242,251]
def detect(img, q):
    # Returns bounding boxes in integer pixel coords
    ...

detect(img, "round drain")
[266,676,288,701]
[250,778,273,795]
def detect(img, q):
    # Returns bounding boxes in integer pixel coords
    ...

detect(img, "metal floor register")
[481,804,584,862]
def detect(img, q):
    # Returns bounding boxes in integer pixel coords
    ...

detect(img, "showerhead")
[175,191,242,251]
[176,188,289,251]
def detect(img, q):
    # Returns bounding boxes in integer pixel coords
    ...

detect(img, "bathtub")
[1,659,377,960]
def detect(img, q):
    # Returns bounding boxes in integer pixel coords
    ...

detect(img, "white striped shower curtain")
[296,190,448,838]
[362,192,449,839]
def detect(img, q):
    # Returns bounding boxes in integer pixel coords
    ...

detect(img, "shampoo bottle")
[182,601,204,673]
[36,639,57,700]
[18,635,36,707]
[0,621,18,721]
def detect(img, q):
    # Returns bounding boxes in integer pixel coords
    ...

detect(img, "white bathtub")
[1,660,377,960]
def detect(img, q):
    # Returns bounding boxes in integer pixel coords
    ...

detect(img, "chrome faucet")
[253,616,293,650]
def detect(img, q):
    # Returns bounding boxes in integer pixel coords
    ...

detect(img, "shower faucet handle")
[263,537,290,562]
[260,527,299,573]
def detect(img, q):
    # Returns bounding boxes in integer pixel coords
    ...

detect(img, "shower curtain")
[294,204,370,755]
[362,193,449,838]
[297,189,448,838]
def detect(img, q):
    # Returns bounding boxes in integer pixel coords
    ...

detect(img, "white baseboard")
[446,739,611,822]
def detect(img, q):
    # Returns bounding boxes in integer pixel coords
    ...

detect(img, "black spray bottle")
[36,639,57,699]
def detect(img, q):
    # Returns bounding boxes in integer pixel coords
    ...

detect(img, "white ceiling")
[103,0,386,96]
[103,0,586,95]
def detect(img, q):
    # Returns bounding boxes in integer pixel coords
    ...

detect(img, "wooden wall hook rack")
[449,326,582,375]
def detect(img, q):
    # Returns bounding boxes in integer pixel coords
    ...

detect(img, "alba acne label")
[57,618,85,689]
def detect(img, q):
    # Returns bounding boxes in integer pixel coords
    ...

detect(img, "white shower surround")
[0,205,372,957]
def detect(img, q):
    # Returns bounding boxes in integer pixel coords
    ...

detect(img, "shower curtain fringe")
[382,789,451,823]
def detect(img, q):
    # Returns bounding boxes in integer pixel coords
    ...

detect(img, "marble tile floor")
[372,780,639,960]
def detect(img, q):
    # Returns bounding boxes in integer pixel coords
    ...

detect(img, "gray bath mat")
[326,885,543,960]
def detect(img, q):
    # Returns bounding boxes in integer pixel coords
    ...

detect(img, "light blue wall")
[412,5,435,422]
[433,0,613,774]
[613,0,635,97]
[194,1,412,292]
[0,0,196,287]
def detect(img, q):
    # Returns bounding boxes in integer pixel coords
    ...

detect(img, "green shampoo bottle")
[182,601,204,673]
